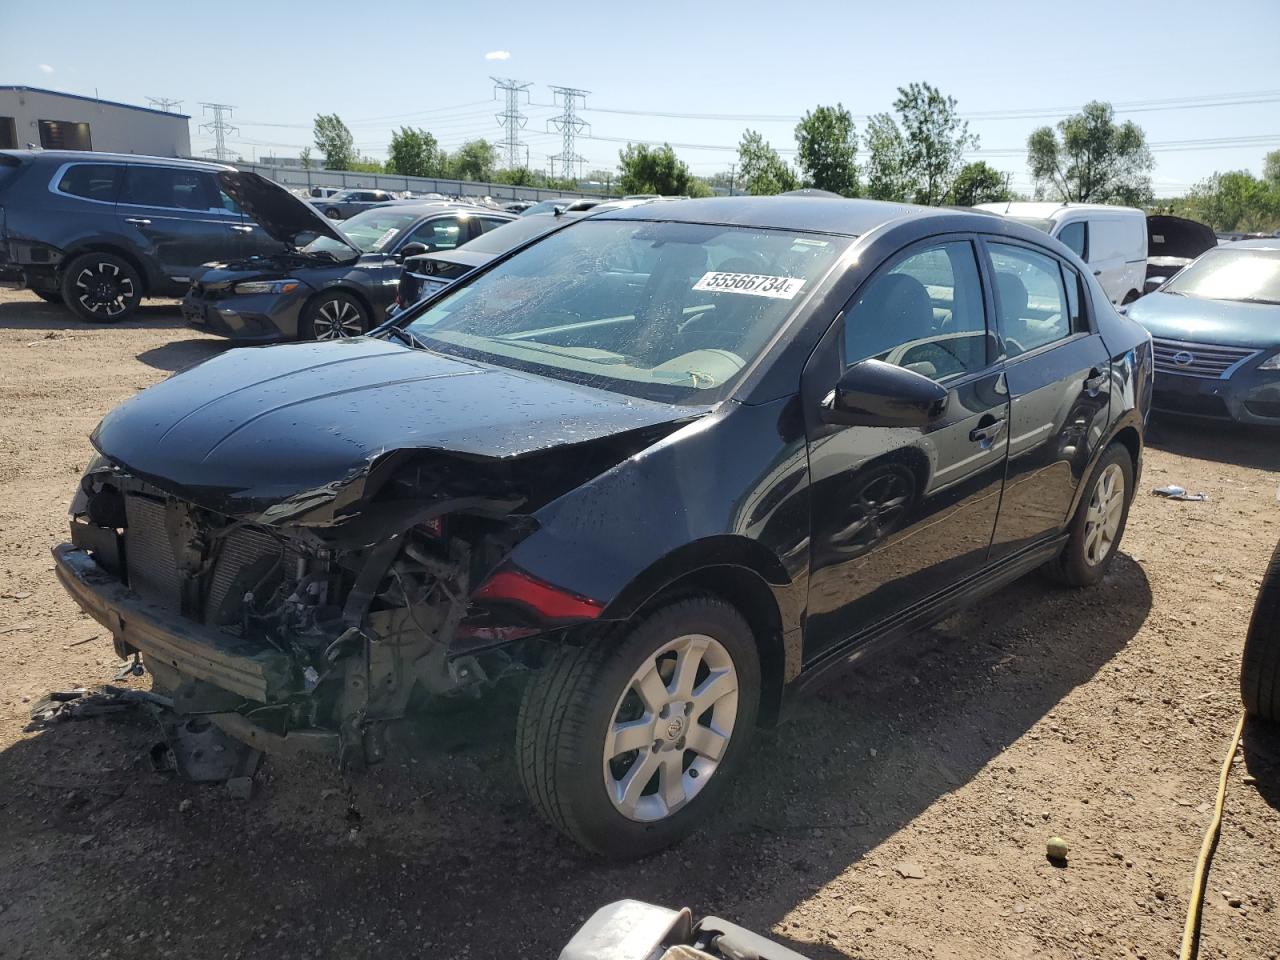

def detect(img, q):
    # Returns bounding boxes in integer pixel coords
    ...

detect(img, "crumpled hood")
[1127,292,1280,350]
[91,337,701,518]
[216,170,357,253]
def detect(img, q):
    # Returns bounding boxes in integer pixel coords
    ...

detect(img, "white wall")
[0,88,191,157]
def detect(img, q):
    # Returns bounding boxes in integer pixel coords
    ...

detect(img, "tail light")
[472,569,603,622]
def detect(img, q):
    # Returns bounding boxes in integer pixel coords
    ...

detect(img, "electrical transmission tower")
[199,103,238,162]
[146,96,183,113]
[491,77,532,170]
[546,86,590,182]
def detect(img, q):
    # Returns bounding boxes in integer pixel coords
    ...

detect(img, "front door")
[119,166,244,291]
[803,237,1011,660]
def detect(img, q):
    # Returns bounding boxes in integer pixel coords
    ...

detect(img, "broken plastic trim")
[472,568,604,622]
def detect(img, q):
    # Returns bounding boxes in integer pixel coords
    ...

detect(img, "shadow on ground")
[0,557,1151,959]
[1146,414,1280,472]
[0,298,186,331]
[1243,717,1280,813]
[135,338,232,373]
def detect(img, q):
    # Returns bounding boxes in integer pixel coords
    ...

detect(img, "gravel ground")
[0,288,1277,960]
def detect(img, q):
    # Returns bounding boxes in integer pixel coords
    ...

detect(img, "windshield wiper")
[379,325,433,351]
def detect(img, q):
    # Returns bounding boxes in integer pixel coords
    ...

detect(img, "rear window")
[55,163,123,203]
[121,167,216,210]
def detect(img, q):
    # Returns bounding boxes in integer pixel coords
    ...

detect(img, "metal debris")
[25,685,173,731]
[1152,484,1208,502]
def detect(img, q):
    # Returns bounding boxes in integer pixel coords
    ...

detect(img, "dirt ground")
[0,287,1277,960]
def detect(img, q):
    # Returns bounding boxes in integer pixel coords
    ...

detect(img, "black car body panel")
[0,150,288,299]
[57,196,1151,762]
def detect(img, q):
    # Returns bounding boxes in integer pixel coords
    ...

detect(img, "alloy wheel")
[74,261,135,318]
[1083,462,1125,567]
[312,298,365,340]
[603,633,739,822]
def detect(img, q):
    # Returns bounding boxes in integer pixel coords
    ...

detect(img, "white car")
[976,201,1148,306]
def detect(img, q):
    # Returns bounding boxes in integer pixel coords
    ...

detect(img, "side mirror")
[398,242,428,260]
[821,358,948,427]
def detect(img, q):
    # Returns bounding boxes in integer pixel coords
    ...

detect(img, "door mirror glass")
[822,358,948,427]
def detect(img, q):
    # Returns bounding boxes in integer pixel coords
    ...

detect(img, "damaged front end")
[54,436,658,764]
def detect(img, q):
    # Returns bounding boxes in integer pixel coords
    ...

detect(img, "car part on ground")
[559,900,812,960]
[1241,537,1280,722]
[1126,240,1280,425]
[55,196,1152,857]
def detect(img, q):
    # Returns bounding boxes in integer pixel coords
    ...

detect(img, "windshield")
[303,208,422,257]
[403,218,851,402]
[1164,246,1280,304]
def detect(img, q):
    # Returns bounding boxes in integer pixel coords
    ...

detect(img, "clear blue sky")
[3,0,1278,195]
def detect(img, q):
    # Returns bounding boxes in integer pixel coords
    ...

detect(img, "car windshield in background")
[1162,246,1280,304]
[304,209,424,257]
[403,218,851,402]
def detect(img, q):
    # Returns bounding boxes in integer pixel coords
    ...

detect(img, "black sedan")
[58,197,1151,859]
[182,190,513,342]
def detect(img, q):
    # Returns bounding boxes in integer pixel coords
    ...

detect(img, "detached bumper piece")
[559,900,812,960]
[53,544,293,703]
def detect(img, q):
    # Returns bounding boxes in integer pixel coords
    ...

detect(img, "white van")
[975,202,1148,305]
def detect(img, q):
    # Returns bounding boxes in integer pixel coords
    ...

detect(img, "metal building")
[0,86,191,157]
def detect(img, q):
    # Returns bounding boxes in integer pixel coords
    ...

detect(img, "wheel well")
[304,285,375,322]
[62,245,151,296]
[634,564,787,727]
[1110,426,1141,475]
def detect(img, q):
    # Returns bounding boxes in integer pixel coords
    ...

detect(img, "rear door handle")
[124,217,151,225]
[969,416,1007,446]
[1084,367,1108,394]
[229,225,253,233]
[1092,269,1102,276]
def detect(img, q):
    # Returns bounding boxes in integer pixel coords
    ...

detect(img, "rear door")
[119,165,244,290]
[981,238,1111,560]
[803,236,1010,659]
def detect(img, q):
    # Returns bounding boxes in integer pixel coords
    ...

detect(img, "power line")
[547,85,590,180]
[199,103,238,161]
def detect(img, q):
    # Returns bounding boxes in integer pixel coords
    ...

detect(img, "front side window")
[404,218,851,402]
[304,207,422,256]
[1057,221,1087,259]
[989,243,1071,355]
[844,240,990,382]
[121,167,216,210]
[1163,247,1280,305]
[403,215,466,252]
[56,164,122,203]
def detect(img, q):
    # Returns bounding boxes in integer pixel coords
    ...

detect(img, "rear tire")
[325,207,341,219]
[516,596,761,859]
[60,252,142,323]
[1043,443,1133,587]
[1241,539,1280,722]
[300,291,369,341]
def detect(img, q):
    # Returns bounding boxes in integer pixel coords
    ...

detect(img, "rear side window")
[121,167,216,210]
[56,164,123,203]
[989,243,1071,355]
[477,216,512,234]
[1056,221,1086,259]
[1087,217,1142,264]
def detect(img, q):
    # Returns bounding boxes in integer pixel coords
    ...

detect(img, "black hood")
[1147,215,1217,261]
[90,338,701,522]
[216,170,359,254]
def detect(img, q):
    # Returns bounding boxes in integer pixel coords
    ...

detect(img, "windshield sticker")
[369,227,399,251]
[791,238,829,247]
[693,271,805,300]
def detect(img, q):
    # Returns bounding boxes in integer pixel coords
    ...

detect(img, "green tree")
[794,103,859,196]
[736,129,797,196]
[313,114,356,171]
[445,140,498,182]
[1027,101,1154,205]
[1263,149,1280,185]
[617,143,698,196]
[1182,170,1280,232]
[348,156,383,174]
[386,127,443,178]
[299,146,313,171]
[863,83,975,205]
[947,161,1011,206]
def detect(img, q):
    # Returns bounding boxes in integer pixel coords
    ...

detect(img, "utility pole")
[491,77,532,170]
[546,85,589,182]
[146,96,183,113]
[199,103,238,162]
[728,163,737,196]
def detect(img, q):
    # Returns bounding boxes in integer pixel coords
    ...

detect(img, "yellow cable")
[1178,711,1246,960]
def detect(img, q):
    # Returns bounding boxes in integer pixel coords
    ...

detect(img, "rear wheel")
[516,596,760,859]
[301,291,369,341]
[60,253,142,323]
[1241,539,1280,722]
[325,207,341,219]
[1044,443,1133,586]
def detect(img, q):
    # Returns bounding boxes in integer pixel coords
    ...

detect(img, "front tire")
[516,596,761,859]
[1241,539,1280,722]
[1044,442,1134,587]
[301,291,369,341]
[59,253,142,323]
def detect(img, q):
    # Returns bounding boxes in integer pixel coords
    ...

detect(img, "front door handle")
[229,225,253,233]
[1084,367,1108,394]
[969,416,1007,446]
[1092,269,1102,276]
[124,217,151,225]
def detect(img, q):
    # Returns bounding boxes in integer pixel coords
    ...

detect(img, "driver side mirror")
[397,241,429,261]
[821,358,948,427]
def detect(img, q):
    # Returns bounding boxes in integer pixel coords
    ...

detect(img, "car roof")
[975,200,1145,219]
[371,201,503,216]
[1224,239,1280,250]
[0,149,233,172]
[596,195,961,236]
